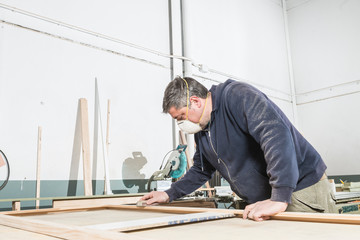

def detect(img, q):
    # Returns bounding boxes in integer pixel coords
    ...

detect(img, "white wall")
[182,0,295,122]
[287,0,360,175]
[0,0,173,181]
[0,0,296,185]
[4,0,345,189]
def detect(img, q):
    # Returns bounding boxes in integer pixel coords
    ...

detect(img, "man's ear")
[189,96,201,108]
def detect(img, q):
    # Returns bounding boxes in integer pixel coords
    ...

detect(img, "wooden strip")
[86,212,235,232]
[0,214,145,240]
[12,201,21,211]
[270,211,360,225]
[79,98,92,196]
[105,99,111,194]
[53,196,141,209]
[0,151,5,167]
[36,126,42,209]
[3,206,107,216]
[0,193,144,203]
[107,205,360,225]
[5,201,360,226]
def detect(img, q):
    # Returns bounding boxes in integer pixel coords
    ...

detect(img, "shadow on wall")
[119,152,148,193]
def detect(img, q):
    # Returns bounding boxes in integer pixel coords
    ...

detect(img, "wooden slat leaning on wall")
[79,98,92,196]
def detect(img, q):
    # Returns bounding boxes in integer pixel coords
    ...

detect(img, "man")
[141,77,336,221]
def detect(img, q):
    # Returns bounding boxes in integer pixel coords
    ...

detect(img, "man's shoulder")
[222,79,262,98]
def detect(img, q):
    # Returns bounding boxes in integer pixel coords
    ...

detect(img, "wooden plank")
[53,196,141,209]
[0,214,145,240]
[0,193,143,204]
[0,151,5,167]
[5,201,360,226]
[160,199,216,208]
[107,205,360,225]
[36,126,42,209]
[12,201,21,211]
[0,224,58,240]
[86,212,235,232]
[79,98,92,196]
[130,217,360,240]
[105,99,111,194]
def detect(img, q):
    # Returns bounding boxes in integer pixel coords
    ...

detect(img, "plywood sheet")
[130,217,360,240]
[22,209,177,226]
[0,224,58,240]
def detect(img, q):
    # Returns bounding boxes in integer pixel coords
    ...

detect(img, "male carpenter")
[141,77,336,221]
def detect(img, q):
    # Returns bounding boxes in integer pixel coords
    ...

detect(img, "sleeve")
[230,86,299,203]
[165,138,216,202]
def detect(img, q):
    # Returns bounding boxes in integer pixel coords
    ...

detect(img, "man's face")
[168,96,209,128]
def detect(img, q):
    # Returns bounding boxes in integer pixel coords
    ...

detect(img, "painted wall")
[0,0,173,198]
[0,0,294,201]
[287,0,360,175]
[182,0,294,123]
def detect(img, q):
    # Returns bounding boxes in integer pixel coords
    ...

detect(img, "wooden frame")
[1,200,360,240]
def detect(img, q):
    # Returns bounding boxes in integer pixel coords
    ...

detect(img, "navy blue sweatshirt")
[165,80,326,204]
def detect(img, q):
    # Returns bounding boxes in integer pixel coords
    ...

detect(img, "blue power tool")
[147,145,187,192]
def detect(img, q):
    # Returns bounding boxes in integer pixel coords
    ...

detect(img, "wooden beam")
[107,205,360,225]
[36,126,42,209]
[0,214,145,240]
[12,201,20,211]
[105,99,111,194]
[53,196,141,209]
[0,151,5,167]
[4,201,360,226]
[79,98,92,196]
[86,212,235,232]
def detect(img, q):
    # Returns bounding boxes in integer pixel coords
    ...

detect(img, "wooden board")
[1,203,360,240]
[130,216,360,240]
[52,196,141,209]
[0,152,5,167]
[79,98,92,196]
[86,211,235,231]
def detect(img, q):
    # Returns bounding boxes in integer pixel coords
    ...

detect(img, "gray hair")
[162,76,208,113]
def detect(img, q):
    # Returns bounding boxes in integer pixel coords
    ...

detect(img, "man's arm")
[228,84,298,219]
[140,143,215,205]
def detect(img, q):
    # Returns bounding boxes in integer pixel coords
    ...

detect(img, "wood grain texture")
[0,224,57,240]
[1,203,360,240]
[11,201,20,211]
[0,152,5,167]
[0,214,145,240]
[86,212,235,232]
[130,216,360,240]
[107,204,360,225]
[36,126,42,209]
[53,196,141,209]
[79,98,92,196]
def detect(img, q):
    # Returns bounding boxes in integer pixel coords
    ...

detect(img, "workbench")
[0,195,360,240]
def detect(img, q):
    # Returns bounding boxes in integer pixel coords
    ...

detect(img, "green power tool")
[147,145,187,192]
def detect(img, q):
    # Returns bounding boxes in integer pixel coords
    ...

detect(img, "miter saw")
[147,145,187,192]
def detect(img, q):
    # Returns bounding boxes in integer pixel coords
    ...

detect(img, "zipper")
[208,120,233,182]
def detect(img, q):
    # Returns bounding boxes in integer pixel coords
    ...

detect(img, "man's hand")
[139,191,170,205]
[242,199,288,221]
